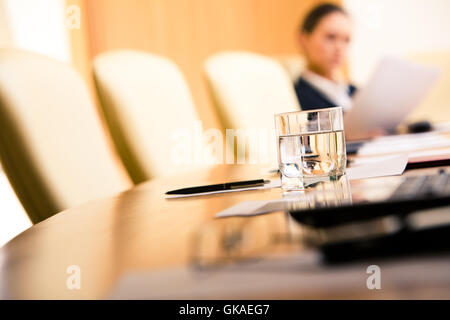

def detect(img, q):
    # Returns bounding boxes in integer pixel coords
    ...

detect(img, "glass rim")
[275,106,343,117]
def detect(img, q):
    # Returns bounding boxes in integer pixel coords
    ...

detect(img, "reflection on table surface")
[0,165,449,299]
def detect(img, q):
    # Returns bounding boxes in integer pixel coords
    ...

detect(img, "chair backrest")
[204,51,299,131]
[275,54,306,83]
[0,49,132,223]
[93,50,203,183]
[204,51,300,164]
[407,51,450,123]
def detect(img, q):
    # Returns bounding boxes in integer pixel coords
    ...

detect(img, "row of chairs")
[0,48,301,223]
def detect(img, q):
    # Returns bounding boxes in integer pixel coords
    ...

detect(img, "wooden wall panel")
[83,0,340,129]
[67,0,92,83]
[0,0,12,47]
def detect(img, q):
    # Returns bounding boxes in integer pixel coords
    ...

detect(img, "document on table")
[166,154,408,199]
[215,154,408,218]
[346,153,408,180]
[358,132,450,156]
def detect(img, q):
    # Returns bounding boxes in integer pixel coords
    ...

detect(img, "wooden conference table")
[1,162,450,299]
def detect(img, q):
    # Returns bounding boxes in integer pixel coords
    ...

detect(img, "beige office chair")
[93,50,204,183]
[406,51,450,123]
[204,51,300,131]
[275,54,306,83]
[0,49,132,224]
[204,51,300,163]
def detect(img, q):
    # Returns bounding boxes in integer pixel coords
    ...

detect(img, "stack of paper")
[358,132,450,156]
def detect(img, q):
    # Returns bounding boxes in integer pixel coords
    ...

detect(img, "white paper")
[216,199,288,218]
[346,154,408,180]
[215,154,408,218]
[408,147,450,159]
[166,154,407,199]
[358,132,450,156]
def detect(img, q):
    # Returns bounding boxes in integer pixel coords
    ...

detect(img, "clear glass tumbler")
[275,107,347,190]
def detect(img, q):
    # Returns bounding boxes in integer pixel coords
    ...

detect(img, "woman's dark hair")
[301,3,347,34]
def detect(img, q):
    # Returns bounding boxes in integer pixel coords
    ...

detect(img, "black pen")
[165,179,270,195]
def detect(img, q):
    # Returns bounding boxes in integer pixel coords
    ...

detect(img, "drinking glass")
[275,107,347,190]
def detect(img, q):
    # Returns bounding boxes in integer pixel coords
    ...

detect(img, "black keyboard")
[290,172,450,228]
[390,172,450,200]
[289,172,450,263]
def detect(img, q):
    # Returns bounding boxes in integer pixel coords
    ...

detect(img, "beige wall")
[345,0,450,122]
[0,0,12,47]
[79,0,340,129]
[2,0,71,62]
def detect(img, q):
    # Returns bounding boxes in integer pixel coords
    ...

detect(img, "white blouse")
[302,70,353,112]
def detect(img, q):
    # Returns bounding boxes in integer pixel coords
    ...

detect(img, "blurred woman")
[295,3,355,111]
